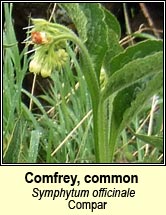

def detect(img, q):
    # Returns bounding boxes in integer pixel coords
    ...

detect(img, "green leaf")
[103,6,121,39]
[154,102,163,134]
[3,119,23,163]
[102,51,163,101]
[119,72,163,132]
[79,3,108,78]
[21,89,48,116]
[108,71,163,161]
[3,42,18,48]
[103,28,123,74]
[101,6,123,74]
[58,3,87,42]
[28,130,40,163]
[112,85,138,131]
[3,3,20,71]
[131,132,163,151]
[109,40,163,75]
[21,102,39,128]
[108,84,138,161]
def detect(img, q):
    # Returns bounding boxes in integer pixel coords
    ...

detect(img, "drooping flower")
[29,58,42,75]
[31,31,49,44]
[41,63,52,77]
[24,18,69,78]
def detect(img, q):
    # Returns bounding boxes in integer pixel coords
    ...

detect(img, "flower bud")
[55,49,68,70]
[29,59,41,74]
[31,31,48,44]
[57,49,68,61]
[40,63,52,78]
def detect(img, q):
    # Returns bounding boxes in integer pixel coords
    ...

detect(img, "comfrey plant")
[25,3,163,163]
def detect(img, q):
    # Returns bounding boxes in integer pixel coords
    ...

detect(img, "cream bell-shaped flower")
[40,63,52,78]
[29,59,42,75]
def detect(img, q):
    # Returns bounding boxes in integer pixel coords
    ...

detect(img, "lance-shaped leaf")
[103,6,121,39]
[108,72,163,161]
[109,40,163,75]
[130,131,163,151]
[79,3,108,78]
[108,84,139,160]
[119,72,163,133]
[102,6,123,73]
[59,3,87,42]
[102,51,163,101]
[103,29,123,74]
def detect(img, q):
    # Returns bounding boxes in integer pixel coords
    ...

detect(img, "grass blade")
[28,130,40,163]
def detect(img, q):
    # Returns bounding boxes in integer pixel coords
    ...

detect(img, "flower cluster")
[26,19,68,78]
